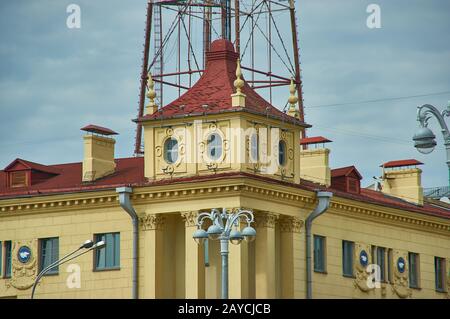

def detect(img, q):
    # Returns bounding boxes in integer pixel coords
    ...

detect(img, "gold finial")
[146,72,158,115]
[234,59,245,94]
[288,77,298,107]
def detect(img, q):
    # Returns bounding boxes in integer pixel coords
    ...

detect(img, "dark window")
[4,241,12,278]
[10,171,27,188]
[376,247,386,282]
[342,240,354,277]
[313,235,326,273]
[207,133,222,161]
[409,252,420,289]
[435,257,446,292]
[39,238,59,275]
[250,133,259,161]
[164,138,178,164]
[94,233,120,270]
[278,140,286,166]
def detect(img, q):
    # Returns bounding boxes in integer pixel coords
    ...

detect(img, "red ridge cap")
[81,125,118,136]
[300,136,332,145]
[382,159,423,168]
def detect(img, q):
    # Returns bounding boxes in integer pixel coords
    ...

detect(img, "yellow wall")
[0,177,449,299]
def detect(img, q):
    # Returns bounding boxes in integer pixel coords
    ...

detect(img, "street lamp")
[413,102,450,185]
[193,207,256,299]
[31,239,105,299]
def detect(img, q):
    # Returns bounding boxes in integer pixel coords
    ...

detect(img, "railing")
[424,186,450,199]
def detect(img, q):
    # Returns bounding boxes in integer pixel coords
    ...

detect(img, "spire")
[231,59,246,107]
[287,78,300,119]
[146,72,158,115]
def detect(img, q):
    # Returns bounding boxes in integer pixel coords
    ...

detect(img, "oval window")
[164,138,178,164]
[278,140,286,166]
[207,133,222,161]
[250,133,259,161]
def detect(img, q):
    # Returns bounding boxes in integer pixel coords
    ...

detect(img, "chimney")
[80,125,118,182]
[299,136,332,187]
[381,159,424,206]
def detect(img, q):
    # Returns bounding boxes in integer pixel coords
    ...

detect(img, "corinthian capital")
[140,214,166,231]
[279,216,304,233]
[181,211,199,227]
[254,211,279,228]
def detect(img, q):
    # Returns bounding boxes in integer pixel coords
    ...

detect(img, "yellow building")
[0,39,449,299]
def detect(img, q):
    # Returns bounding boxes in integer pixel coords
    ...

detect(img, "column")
[254,212,278,298]
[181,211,205,299]
[279,216,304,298]
[140,213,165,298]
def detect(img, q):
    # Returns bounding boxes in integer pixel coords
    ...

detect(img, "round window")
[278,140,286,166]
[207,133,222,161]
[250,133,259,161]
[164,138,178,164]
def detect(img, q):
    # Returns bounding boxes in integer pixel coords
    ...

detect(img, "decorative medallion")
[359,250,369,266]
[17,246,32,264]
[397,257,406,273]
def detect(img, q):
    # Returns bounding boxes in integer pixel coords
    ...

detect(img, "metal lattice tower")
[134,0,305,155]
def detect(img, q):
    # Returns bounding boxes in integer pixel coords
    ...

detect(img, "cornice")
[0,176,449,236]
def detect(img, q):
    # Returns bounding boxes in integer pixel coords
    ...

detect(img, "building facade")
[0,40,449,299]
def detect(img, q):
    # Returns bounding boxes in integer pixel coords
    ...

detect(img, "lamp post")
[412,102,450,186]
[192,207,256,299]
[31,239,105,299]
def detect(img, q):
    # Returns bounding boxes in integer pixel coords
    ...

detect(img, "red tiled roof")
[331,166,363,180]
[300,136,332,145]
[138,39,309,127]
[0,158,448,219]
[0,157,144,198]
[382,159,423,168]
[80,124,118,136]
[4,158,61,175]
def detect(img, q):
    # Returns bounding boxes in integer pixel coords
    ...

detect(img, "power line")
[307,91,450,109]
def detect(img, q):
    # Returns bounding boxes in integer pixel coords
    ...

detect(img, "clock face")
[397,257,406,273]
[360,250,369,266]
[17,246,32,264]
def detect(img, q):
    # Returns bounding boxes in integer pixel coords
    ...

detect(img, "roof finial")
[146,72,158,115]
[231,59,246,107]
[287,77,300,119]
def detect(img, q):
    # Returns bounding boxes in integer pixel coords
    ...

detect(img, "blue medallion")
[397,257,405,273]
[359,250,369,266]
[17,246,32,264]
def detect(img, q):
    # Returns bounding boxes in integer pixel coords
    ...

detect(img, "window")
[250,133,259,162]
[313,235,326,273]
[278,140,286,166]
[4,241,12,278]
[207,133,222,161]
[163,137,179,164]
[387,249,393,283]
[94,233,120,270]
[435,257,447,292]
[39,238,59,275]
[408,252,420,289]
[376,247,386,282]
[10,171,28,188]
[342,240,354,277]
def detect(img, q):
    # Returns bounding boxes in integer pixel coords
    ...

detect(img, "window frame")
[163,137,179,164]
[4,241,12,278]
[313,235,327,274]
[9,171,28,188]
[250,133,259,162]
[434,257,447,293]
[278,140,287,166]
[206,133,223,161]
[376,247,386,282]
[408,252,420,289]
[342,240,355,278]
[38,237,60,276]
[93,232,121,271]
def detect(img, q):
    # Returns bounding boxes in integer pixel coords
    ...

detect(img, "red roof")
[300,136,332,145]
[138,39,309,127]
[382,159,423,168]
[80,125,118,136]
[4,158,61,175]
[331,166,363,180]
[0,158,448,219]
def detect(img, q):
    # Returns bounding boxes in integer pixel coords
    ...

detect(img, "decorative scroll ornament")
[5,240,38,290]
[391,251,412,298]
[279,216,304,233]
[140,214,166,231]
[254,212,279,228]
[353,244,374,293]
[181,211,199,227]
